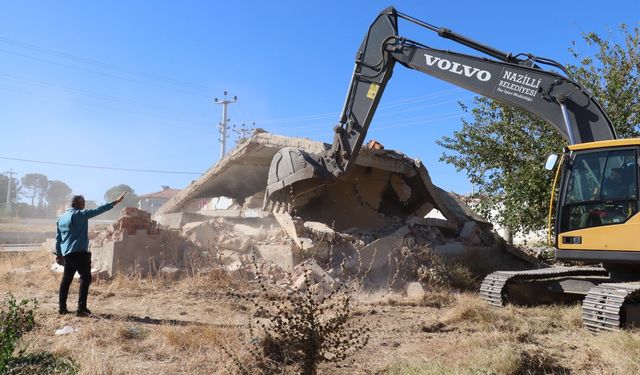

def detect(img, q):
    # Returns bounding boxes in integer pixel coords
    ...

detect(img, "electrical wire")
[0,36,213,94]
[236,88,464,126]
[0,156,202,175]
[0,47,214,99]
[302,112,466,138]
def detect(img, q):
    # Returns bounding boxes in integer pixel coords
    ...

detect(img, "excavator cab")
[555,142,640,265]
[559,146,638,233]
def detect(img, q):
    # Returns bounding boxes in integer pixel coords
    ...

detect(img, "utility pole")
[4,169,14,214]
[232,122,256,143]
[214,91,238,159]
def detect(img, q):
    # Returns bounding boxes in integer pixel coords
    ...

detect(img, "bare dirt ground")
[0,218,113,233]
[2,249,640,375]
[0,218,56,233]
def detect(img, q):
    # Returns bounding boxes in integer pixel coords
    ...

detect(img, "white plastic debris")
[54,325,78,335]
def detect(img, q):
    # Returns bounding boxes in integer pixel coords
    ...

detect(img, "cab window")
[560,148,638,232]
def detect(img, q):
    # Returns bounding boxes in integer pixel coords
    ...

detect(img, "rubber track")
[479,266,607,307]
[583,282,640,332]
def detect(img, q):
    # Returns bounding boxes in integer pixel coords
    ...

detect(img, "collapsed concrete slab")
[155,131,482,230]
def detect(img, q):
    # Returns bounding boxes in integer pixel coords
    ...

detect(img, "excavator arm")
[265,6,616,204]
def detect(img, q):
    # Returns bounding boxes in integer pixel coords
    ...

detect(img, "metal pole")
[221,102,228,157]
[214,91,238,160]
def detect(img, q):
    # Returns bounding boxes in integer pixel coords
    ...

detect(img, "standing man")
[55,192,126,316]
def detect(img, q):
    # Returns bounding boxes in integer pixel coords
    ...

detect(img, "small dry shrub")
[117,324,149,340]
[1,294,77,375]
[396,240,478,291]
[224,260,370,375]
[1,294,37,372]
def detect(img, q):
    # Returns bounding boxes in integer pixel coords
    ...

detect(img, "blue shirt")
[55,202,115,257]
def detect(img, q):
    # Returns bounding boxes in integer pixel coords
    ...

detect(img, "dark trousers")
[59,252,92,311]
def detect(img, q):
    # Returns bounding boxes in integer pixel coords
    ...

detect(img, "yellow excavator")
[264,7,640,332]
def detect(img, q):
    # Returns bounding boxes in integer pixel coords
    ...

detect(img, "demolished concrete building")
[45,131,533,287]
[125,131,531,288]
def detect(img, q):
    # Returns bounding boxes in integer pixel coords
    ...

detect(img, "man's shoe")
[76,308,92,317]
[58,308,70,315]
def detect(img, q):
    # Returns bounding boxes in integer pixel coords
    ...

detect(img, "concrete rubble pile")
[137,131,535,291]
[89,207,206,277]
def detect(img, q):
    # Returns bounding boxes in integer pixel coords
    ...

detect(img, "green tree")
[568,25,640,138]
[438,25,640,235]
[46,180,72,216]
[0,174,19,214]
[104,184,139,209]
[20,173,48,208]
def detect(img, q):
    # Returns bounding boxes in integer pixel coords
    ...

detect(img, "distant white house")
[448,193,547,246]
[138,186,181,215]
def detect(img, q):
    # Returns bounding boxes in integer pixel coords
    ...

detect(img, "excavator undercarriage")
[481,267,640,332]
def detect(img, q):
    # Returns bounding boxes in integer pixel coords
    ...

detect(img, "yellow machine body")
[555,139,640,264]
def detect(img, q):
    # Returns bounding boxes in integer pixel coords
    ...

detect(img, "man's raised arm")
[79,192,127,219]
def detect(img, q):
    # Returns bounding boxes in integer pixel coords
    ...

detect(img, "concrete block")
[154,212,208,229]
[255,243,297,271]
[218,249,242,265]
[303,221,333,234]
[91,230,188,276]
[292,259,338,294]
[232,223,264,238]
[459,221,482,245]
[433,242,466,258]
[273,211,301,247]
[219,237,252,253]
[390,174,412,203]
[198,209,243,218]
[356,226,410,273]
[299,237,314,251]
[181,221,218,248]
[424,218,458,231]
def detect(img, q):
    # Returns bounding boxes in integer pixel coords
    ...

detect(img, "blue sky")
[1,0,638,202]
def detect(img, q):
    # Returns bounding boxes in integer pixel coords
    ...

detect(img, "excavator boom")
[266,6,616,204]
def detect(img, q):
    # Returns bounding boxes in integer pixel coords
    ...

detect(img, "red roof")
[140,188,181,199]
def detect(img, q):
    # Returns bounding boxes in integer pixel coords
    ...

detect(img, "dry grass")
[0,219,56,232]
[3,250,640,374]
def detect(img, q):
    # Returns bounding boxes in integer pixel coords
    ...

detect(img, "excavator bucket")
[264,147,336,208]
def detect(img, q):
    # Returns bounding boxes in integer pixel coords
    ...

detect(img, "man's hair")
[71,195,85,209]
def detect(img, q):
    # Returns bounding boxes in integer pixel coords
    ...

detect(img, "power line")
[260,96,473,133]
[0,47,213,99]
[302,112,467,138]
[234,88,465,126]
[0,36,213,94]
[0,156,202,175]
